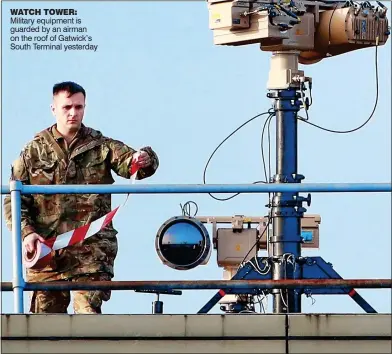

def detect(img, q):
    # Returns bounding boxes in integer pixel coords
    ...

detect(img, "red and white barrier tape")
[23,152,141,270]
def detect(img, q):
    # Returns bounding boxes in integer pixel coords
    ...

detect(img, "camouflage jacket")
[3,124,159,282]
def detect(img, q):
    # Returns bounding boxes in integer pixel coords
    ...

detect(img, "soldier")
[3,81,159,314]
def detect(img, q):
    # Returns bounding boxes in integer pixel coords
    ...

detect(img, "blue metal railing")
[2,182,391,195]
[1,180,392,314]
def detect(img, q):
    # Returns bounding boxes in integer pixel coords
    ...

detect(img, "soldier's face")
[51,91,85,133]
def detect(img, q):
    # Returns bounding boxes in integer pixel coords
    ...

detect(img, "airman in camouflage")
[3,81,159,314]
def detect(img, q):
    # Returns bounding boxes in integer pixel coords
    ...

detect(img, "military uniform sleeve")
[106,139,159,180]
[3,154,37,239]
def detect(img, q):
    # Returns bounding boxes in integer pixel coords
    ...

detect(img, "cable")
[181,111,271,213]
[260,113,275,254]
[280,255,292,313]
[309,82,313,107]
[327,3,339,54]
[260,114,274,261]
[299,82,310,121]
[280,289,289,310]
[251,256,271,275]
[310,294,316,305]
[203,110,273,201]
[260,113,275,182]
[259,113,274,261]
[267,114,274,214]
[279,253,299,313]
[267,115,273,182]
[256,293,267,313]
[300,17,380,134]
[180,200,198,217]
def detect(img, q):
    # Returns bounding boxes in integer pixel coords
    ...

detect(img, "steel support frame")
[197,256,382,314]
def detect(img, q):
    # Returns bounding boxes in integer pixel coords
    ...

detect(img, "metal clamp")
[232,215,244,231]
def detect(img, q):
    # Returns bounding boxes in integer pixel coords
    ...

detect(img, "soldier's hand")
[24,233,46,253]
[136,149,152,168]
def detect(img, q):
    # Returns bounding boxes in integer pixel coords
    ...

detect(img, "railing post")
[10,180,25,313]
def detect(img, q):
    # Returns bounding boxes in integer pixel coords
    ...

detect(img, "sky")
[1,1,391,315]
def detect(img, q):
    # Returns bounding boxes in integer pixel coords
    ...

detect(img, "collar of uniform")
[51,125,63,141]
[51,124,87,141]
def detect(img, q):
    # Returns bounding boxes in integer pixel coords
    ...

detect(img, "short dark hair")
[53,81,86,99]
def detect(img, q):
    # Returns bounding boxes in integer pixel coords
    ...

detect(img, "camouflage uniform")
[3,124,159,313]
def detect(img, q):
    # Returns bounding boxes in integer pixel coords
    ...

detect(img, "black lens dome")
[156,216,211,270]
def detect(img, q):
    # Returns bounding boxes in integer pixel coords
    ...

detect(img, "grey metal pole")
[10,180,25,313]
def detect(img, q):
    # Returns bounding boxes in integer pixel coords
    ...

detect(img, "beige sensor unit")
[215,214,321,267]
[216,228,258,267]
[207,0,315,49]
[298,6,390,64]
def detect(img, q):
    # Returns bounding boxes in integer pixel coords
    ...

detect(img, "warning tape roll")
[23,152,141,270]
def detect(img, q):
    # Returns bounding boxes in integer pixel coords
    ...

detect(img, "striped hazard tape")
[23,151,141,270]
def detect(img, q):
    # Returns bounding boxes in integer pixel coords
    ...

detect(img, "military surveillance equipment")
[153,0,389,315]
[155,214,321,270]
[207,0,389,64]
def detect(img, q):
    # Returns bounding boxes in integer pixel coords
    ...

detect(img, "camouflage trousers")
[29,273,111,314]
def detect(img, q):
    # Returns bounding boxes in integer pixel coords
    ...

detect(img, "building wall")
[2,314,391,353]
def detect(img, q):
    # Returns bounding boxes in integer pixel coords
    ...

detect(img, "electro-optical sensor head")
[155,216,212,270]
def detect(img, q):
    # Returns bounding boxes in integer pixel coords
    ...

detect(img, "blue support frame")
[302,257,377,313]
[197,256,378,314]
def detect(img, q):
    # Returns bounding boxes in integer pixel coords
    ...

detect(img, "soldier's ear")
[50,104,56,117]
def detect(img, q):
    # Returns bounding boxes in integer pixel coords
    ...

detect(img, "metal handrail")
[2,182,392,195]
[2,279,391,292]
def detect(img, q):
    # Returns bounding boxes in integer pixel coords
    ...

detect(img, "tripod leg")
[303,257,377,313]
[197,260,272,314]
[347,289,377,313]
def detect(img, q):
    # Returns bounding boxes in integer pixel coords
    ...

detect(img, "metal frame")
[197,256,383,314]
[1,180,391,314]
